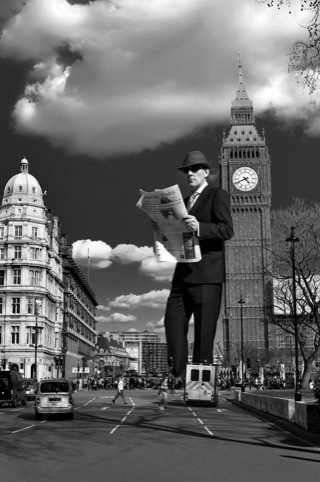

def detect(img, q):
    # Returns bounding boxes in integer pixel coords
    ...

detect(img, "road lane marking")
[12,425,35,433]
[205,426,214,436]
[110,405,135,434]
[187,406,214,437]
[110,425,120,434]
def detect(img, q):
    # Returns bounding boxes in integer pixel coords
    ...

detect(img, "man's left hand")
[183,215,199,232]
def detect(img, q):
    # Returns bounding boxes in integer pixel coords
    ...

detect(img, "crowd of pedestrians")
[69,374,184,392]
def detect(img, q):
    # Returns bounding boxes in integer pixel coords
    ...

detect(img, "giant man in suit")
[164,151,233,377]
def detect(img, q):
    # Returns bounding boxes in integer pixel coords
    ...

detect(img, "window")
[32,227,38,238]
[13,269,21,285]
[29,269,41,286]
[14,226,22,238]
[190,369,200,382]
[27,327,38,345]
[12,298,20,314]
[0,248,5,259]
[0,326,2,344]
[0,271,5,285]
[11,326,19,344]
[30,247,41,260]
[202,370,211,382]
[27,298,41,314]
[14,246,22,259]
[0,298,2,314]
[0,227,4,238]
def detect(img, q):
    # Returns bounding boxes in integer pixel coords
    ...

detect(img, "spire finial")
[20,157,29,173]
[238,52,243,84]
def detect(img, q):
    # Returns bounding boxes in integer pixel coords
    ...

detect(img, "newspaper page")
[137,184,201,263]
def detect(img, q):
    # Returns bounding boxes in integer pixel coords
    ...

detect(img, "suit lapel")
[188,185,211,214]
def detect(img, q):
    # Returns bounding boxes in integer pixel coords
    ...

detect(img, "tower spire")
[231,54,254,125]
[238,52,243,85]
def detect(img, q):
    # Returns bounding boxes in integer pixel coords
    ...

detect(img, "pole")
[286,227,301,402]
[34,309,38,381]
[238,295,245,392]
[34,299,41,382]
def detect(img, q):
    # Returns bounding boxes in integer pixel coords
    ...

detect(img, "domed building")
[0,158,97,380]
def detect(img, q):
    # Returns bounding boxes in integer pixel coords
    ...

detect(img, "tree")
[256,1,320,92]
[267,198,320,387]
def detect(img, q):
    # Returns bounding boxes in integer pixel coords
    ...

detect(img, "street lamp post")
[34,299,41,382]
[238,295,246,392]
[286,227,301,402]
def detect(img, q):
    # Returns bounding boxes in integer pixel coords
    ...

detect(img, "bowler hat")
[178,151,211,171]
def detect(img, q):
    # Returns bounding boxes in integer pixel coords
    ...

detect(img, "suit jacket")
[172,185,233,285]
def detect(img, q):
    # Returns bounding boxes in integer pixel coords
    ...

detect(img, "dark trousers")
[164,283,222,377]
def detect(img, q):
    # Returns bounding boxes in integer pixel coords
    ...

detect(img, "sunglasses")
[182,165,206,174]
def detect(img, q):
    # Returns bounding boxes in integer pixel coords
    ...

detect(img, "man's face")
[183,165,209,191]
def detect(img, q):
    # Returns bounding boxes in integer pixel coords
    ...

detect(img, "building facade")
[0,158,64,379]
[108,331,162,374]
[0,158,98,379]
[96,333,130,378]
[220,59,273,363]
[60,237,98,378]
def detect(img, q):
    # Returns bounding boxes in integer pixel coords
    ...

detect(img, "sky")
[0,0,320,340]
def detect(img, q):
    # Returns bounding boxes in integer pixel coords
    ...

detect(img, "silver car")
[35,379,75,420]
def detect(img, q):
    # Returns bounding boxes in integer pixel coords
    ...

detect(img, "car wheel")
[35,412,42,420]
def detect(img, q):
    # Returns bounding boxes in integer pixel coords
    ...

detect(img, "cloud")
[139,257,175,282]
[96,312,137,323]
[109,289,169,309]
[72,239,113,268]
[96,304,111,312]
[112,244,154,264]
[73,239,175,281]
[72,239,154,269]
[146,317,165,334]
[0,0,318,158]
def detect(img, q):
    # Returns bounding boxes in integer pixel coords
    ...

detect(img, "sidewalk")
[222,388,320,444]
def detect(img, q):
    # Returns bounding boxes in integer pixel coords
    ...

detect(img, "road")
[1,389,319,482]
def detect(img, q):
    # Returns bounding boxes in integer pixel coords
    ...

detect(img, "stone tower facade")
[220,59,273,363]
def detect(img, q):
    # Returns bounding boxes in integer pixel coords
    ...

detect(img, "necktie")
[187,192,199,212]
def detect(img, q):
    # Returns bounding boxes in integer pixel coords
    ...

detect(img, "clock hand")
[234,176,249,184]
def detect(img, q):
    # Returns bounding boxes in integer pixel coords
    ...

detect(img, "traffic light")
[0,358,3,369]
[8,361,11,370]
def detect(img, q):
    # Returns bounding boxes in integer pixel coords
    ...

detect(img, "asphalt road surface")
[1,389,319,482]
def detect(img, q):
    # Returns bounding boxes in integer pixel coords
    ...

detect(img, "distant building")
[105,330,162,374]
[141,342,168,375]
[95,333,130,377]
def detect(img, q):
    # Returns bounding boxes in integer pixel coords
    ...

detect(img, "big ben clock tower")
[220,56,273,362]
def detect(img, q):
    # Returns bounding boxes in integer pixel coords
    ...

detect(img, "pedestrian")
[163,151,233,378]
[112,375,127,404]
[158,375,169,410]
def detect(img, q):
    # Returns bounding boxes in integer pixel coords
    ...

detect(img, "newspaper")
[137,184,201,263]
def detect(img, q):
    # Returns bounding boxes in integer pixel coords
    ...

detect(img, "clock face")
[232,167,258,191]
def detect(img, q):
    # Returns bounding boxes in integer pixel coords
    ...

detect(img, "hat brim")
[177,163,211,171]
